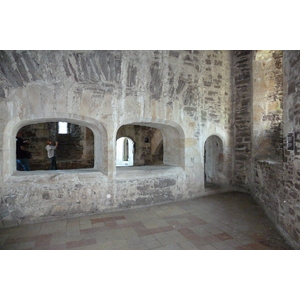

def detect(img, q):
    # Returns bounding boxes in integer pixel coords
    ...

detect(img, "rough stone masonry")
[1,50,300,249]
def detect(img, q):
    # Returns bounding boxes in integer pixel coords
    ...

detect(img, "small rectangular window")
[58,122,68,134]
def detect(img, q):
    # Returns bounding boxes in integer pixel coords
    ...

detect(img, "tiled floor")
[0,191,293,250]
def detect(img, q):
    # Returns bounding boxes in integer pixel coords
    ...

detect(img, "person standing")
[45,140,58,170]
[16,131,30,171]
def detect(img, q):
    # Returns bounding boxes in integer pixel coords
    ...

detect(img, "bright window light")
[58,122,68,134]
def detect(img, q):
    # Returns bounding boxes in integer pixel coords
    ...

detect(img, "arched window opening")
[204,135,223,188]
[116,125,164,166]
[116,137,134,166]
[16,122,94,171]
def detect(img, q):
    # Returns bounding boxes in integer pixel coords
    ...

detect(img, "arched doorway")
[204,135,223,187]
[116,137,134,166]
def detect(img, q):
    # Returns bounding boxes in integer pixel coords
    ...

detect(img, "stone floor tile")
[155,211,170,218]
[112,239,130,249]
[143,239,162,249]
[234,236,256,245]
[0,191,293,250]
[71,243,100,250]
[214,232,234,241]
[67,228,81,237]
[155,242,183,250]
[17,240,36,250]
[126,236,143,245]
[1,244,20,250]
[106,229,125,240]
[66,238,97,249]
[121,227,139,239]
[34,234,52,247]
[156,237,176,247]
[178,228,201,241]
[36,243,67,250]
[166,230,186,238]
[97,240,114,250]
[123,214,140,222]
[0,234,9,246]
[153,231,169,240]
[234,242,270,250]
[0,227,11,236]
[177,217,191,224]
[5,235,35,246]
[67,219,80,227]
[222,238,247,248]
[39,227,56,235]
[51,236,68,245]
[79,217,92,223]
[92,222,105,228]
[79,223,93,229]
[94,235,110,244]
[7,228,29,239]
[116,219,128,225]
[21,229,41,238]
[26,223,42,231]
[140,234,157,243]
[197,244,218,250]
[40,222,55,229]
[80,226,103,235]
[54,221,67,229]
[128,243,148,250]
[140,219,158,229]
[176,240,199,250]
[189,226,211,237]
[66,234,84,242]
[206,227,224,235]
[257,239,290,250]
[210,241,233,250]
[51,230,67,238]
[168,234,190,244]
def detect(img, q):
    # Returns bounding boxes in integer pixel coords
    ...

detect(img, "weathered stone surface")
[0,50,230,226]
[250,51,300,249]
[232,50,252,188]
[3,50,299,250]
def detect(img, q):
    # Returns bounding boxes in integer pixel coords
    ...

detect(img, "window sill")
[7,168,107,183]
[116,165,184,179]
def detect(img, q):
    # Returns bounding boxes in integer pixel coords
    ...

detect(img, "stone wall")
[232,51,252,189]
[250,51,300,248]
[2,49,300,249]
[252,50,283,160]
[0,50,233,227]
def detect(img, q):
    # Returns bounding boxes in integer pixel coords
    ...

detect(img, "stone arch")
[204,135,223,187]
[3,116,108,179]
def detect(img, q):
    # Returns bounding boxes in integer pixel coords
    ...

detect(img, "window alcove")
[16,122,94,171]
